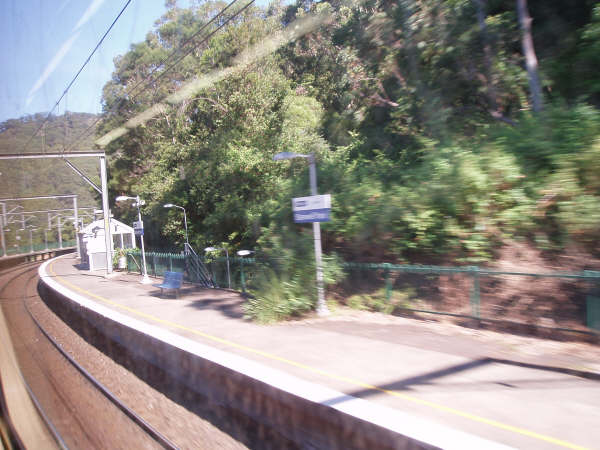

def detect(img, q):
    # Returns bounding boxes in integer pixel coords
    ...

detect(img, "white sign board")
[292,194,331,223]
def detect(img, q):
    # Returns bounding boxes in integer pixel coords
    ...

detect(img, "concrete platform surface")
[42,254,600,450]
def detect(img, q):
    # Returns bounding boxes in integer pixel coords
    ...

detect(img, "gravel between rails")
[2,261,248,449]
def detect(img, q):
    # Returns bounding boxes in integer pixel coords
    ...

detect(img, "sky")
[0,0,206,123]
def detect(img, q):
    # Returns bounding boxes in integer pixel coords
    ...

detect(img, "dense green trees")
[92,0,600,318]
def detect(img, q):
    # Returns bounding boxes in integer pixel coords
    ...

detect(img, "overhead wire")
[62,0,255,155]
[22,0,134,154]
[94,5,332,148]
[122,0,245,102]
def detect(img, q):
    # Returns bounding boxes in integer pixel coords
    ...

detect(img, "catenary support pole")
[100,155,113,275]
[57,216,63,248]
[0,219,5,257]
[73,196,80,258]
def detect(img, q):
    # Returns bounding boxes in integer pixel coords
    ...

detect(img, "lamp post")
[116,195,151,284]
[273,151,329,316]
[205,246,230,289]
[163,204,189,252]
[237,250,254,293]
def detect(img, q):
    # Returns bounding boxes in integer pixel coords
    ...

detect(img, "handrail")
[183,243,214,287]
[342,262,600,280]
[184,242,198,257]
[127,253,142,272]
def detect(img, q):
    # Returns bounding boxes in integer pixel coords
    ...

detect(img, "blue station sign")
[292,194,331,223]
[133,220,144,236]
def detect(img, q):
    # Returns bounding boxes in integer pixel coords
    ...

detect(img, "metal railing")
[342,263,600,333]
[125,250,256,292]
[184,243,214,288]
[2,239,77,257]
[121,250,600,333]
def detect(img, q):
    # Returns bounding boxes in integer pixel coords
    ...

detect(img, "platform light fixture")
[163,203,189,253]
[204,246,231,289]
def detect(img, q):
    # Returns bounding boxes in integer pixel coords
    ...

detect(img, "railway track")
[0,260,178,449]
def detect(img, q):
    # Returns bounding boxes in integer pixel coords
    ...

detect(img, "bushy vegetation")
[8,0,594,320]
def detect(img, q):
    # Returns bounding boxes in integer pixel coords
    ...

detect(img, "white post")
[100,156,113,275]
[183,208,189,249]
[58,216,63,248]
[308,154,329,316]
[73,196,80,258]
[225,248,231,289]
[137,196,151,284]
[0,218,5,257]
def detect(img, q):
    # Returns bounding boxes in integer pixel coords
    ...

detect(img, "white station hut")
[78,218,136,271]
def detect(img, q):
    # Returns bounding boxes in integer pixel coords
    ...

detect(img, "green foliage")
[244,268,314,323]
[93,0,600,321]
[346,286,417,314]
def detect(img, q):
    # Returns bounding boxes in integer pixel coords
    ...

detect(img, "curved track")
[0,260,176,449]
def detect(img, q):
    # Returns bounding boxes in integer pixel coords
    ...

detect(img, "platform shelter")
[78,218,136,271]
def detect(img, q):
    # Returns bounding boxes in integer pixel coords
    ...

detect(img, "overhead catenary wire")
[121,0,246,104]
[62,0,255,155]
[93,3,332,149]
[22,0,134,154]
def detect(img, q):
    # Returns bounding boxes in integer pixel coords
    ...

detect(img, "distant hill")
[0,112,101,213]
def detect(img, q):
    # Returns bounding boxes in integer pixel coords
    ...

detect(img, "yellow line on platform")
[47,260,588,450]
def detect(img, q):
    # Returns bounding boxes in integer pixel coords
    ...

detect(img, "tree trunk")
[516,0,543,112]
[474,0,497,110]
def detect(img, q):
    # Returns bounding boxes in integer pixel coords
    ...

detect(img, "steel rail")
[1,261,179,450]
[0,263,62,449]
[23,270,179,450]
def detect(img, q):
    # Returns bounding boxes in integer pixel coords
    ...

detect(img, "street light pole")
[204,246,231,289]
[163,204,189,252]
[273,152,329,316]
[237,250,254,293]
[135,196,151,284]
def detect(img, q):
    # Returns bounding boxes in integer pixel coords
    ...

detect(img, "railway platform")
[39,253,600,449]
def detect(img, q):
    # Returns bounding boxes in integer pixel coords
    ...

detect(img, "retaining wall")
[38,257,510,450]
